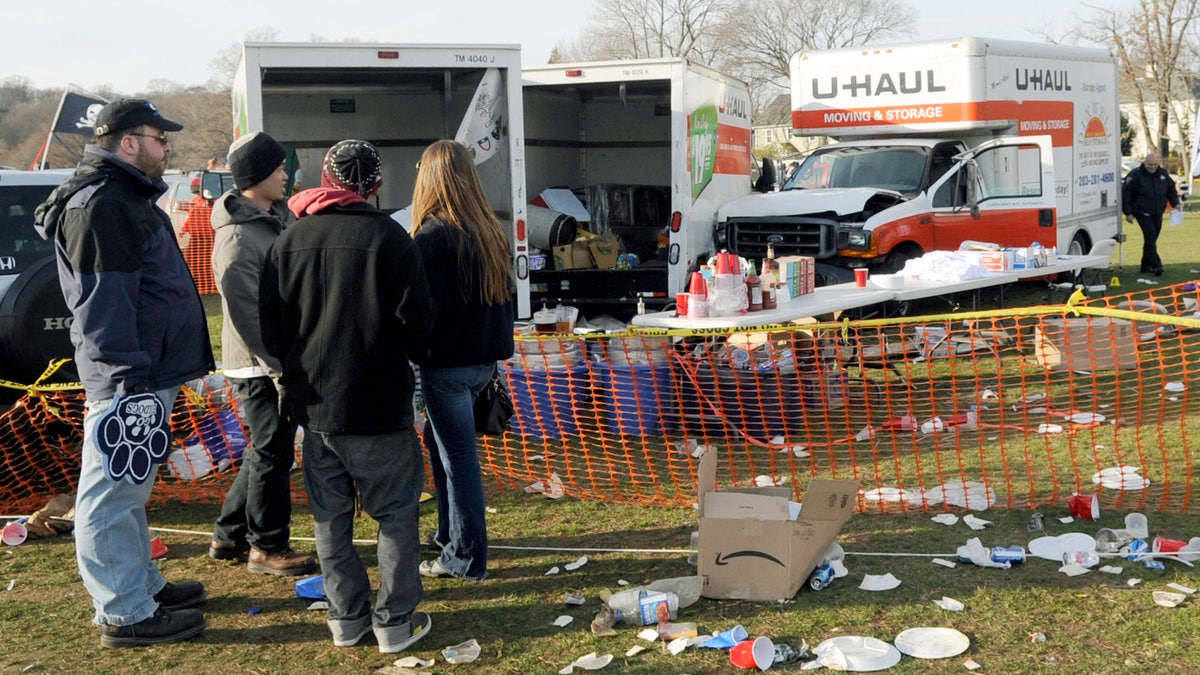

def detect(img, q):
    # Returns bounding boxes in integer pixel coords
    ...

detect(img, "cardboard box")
[776,255,816,298]
[552,244,578,270]
[589,239,620,269]
[698,449,857,601]
[976,250,1014,272]
[1033,317,1138,371]
[572,240,593,268]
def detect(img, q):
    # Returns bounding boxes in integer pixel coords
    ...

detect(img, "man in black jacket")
[34,98,213,647]
[1122,153,1180,276]
[260,139,434,654]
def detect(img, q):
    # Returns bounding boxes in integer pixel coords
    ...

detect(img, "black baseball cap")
[94,98,183,136]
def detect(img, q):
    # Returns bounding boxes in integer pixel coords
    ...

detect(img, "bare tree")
[207,27,281,93]
[555,0,735,63]
[1081,0,1200,168]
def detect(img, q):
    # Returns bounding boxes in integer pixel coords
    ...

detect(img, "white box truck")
[715,37,1122,284]
[232,42,533,317]
[522,58,753,316]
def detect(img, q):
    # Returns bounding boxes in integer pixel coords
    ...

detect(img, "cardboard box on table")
[1033,317,1138,371]
[697,448,858,600]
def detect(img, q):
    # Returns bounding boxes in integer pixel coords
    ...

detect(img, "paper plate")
[861,487,916,503]
[894,627,971,659]
[1028,533,1097,562]
[1092,466,1150,490]
[1070,412,1106,425]
[859,573,902,591]
[815,636,902,672]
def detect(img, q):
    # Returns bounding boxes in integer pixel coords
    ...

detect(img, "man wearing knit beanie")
[229,132,287,191]
[264,139,434,654]
[208,132,317,577]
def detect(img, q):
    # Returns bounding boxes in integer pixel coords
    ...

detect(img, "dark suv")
[0,170,75,402]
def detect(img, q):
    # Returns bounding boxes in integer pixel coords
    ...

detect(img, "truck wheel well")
[1067,231,1091,256]
[880,242,924,275]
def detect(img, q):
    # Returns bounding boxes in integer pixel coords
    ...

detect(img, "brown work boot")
[247,547,318,576]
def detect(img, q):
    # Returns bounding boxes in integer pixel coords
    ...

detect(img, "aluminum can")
[808,563,836,591]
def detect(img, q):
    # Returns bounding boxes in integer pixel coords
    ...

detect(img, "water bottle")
[606,589,679,626]
[1063,550,1100,568]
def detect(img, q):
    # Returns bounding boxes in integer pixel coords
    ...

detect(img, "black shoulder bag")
[474,367,514,435]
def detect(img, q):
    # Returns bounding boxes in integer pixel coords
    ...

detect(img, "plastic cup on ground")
[2,520,27,546]
[1154,536,1187,554]
[1067,493,1099,520]
[854,268,869,287]
[730,636,774,670]
[149,534,169,559]
[705,624,749,650]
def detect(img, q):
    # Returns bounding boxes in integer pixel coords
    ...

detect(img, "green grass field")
[5,216,1200,672]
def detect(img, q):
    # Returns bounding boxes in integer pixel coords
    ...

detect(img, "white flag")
[455,68,504,166]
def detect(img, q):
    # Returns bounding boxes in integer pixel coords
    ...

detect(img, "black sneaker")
[208,540,251,562]
[100,607,206,648]
[154,580,207,610]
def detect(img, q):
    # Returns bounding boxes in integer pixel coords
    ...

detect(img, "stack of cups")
[688,271,709,318]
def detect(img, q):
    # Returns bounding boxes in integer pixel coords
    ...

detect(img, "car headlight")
[846,231,868,247]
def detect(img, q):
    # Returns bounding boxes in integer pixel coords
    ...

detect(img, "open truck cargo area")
[715,37,1122,285]
[523,59,751,318]
[233,42,531,317]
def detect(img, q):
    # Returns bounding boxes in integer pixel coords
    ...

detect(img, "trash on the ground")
[931,558,957,568]
[1037,423,1064,434]
[625,645,645,657]
[564,592,586,605]
[393,656,435,668]
[935,480,996,510]
[617,579,630,586]
[980,389,998,400]
[934,596,964,611]
[813,635,902,671]
[1028,532,1097,562]
[1127,577,1143,587]
[859,572,901,591]
[554,615,574,627]
[1028,632,1047,643]
[1098,566,1123,574]
[1123,513,1149,538]
[247,606,262,615]
[558,652,614,674]
[1028,512,1045,531]
[861,486,918,503]
[1168,582,1196,594]
[1092,466,1150,491]
[964,658,982,670]
[893,626,970,659]
[930,514,959,526]
[963,514,992,530]
[6,579,14,591]
[658,622,698,641]
[1062,550,1100,568]
[774,640,811,664]
[564,556,589,571]
[703,624,748,649]
[305,601,328,611]
[667,636,689,655]
[855,425,876,442]
[957,537,1009,568]
[545,566,561,575]
[294,574,325,600]
[1165,381,1186,392]
[442,639,481,664]
[1154,591,1187,607]
[590,604,617,636]
[770,435,809,457]
[1058,516,1075,524]
[637,628,659,642]
[1058,563,1091,577]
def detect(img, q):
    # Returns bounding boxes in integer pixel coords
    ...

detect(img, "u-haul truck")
[232,42,532,317]
[522,58,752,315]
[715,37,1122,283]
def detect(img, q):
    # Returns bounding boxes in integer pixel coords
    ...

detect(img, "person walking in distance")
[1122,152,1180,276]
[208,132,317,577]
[260,139,434,653]
[34,99,213,647]
[410,140,515,581]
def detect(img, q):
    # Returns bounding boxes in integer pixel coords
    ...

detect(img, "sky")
[2,1,1116,94]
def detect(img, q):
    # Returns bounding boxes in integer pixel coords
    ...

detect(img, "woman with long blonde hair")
[409,139,514,581]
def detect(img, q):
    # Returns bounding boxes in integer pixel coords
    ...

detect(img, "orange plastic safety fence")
[5,281,1200,515]
[179,200,217,295]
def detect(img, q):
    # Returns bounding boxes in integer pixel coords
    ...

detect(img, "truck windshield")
[782,145,929,194]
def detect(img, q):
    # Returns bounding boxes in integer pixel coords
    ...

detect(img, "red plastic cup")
[1154,536,1187,554]
[1068,493,1099,521]
[150,534,169,560]
[730,636,774,670]
[675,292,689,317]
[2,520,27,546]
[854,268,869,288]
[689,271,707,298]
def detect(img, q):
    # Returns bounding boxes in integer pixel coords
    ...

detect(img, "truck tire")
[0,256,77,394]
[1067,231,1090,256]
[880,244,923,275]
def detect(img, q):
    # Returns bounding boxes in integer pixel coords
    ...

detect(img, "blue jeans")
[420,362,495,580]
[75,386,179,626]
[213,376,297,552]
[302,429,424,643]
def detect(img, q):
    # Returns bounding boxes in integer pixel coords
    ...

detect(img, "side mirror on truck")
[754,156,777,193]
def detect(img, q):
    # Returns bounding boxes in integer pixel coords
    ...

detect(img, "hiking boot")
[208,540,250,562]
[154,580,207,610]
[100,607,206,648]
[247,547,318,576]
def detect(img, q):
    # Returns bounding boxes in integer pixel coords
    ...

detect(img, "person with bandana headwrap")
[260,139,434,654]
